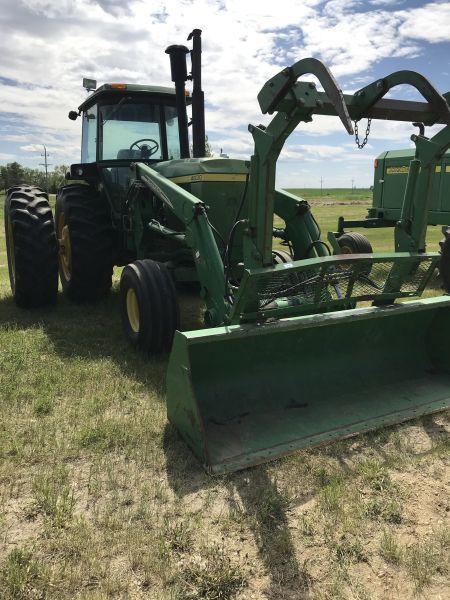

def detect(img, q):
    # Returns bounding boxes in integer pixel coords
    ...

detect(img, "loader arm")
[394,124,450,256]
[257,57,354,134]
[351,70,450,260]
[245,58,354,270]
[352,71,450,123]
[350,71,450,254]
[244,59,450,272]
[132,162,229,325]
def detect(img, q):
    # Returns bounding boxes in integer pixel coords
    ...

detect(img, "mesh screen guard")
[232,253,439,322]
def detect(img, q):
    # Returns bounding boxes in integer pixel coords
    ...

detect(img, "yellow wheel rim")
[7,215,16,287]
[57,213,72,281]
[126,288,140,333]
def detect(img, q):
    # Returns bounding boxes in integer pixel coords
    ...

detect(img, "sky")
[0,0,449,187]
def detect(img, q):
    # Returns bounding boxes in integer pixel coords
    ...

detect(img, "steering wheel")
[130,138,160,158]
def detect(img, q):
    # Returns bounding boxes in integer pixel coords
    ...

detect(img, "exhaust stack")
[188,29,206,158]
[165,44,190,159]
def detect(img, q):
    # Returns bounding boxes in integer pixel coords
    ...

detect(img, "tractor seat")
[117,149,141,160]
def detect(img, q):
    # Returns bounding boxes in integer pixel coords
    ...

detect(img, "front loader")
[4,30,450,473]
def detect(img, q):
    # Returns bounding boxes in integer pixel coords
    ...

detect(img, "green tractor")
[5,30,450,473]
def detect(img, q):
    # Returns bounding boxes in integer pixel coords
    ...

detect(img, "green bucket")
[166,295,450,473]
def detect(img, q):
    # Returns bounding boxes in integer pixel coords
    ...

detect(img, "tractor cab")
[70,83,187,206]
[67,37,207,216]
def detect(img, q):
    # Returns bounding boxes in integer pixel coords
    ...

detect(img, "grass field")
[0,189,448,599]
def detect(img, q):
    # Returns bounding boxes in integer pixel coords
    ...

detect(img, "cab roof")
[78,83,178,111]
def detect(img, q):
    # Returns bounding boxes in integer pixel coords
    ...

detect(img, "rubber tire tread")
[272,249,293,264]
[120,259,180,354]
[338,232,373,254]
[56,184,113,302]
[5,184,58,308]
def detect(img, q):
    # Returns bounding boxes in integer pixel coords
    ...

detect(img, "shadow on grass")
[162,405,448,596]
[0,286,203,398]
[163,423,310,598]
[228,469,311,598]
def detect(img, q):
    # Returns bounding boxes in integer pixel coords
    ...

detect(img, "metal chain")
[354,118,372,149]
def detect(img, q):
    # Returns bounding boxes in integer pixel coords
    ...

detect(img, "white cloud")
[19,144,43,152]
[0,0,448,181]
[400,2,450,43]
[369,0,404,4]
[1,134,28,142]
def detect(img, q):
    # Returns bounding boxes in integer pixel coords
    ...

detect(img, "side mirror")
[68,110,79,121]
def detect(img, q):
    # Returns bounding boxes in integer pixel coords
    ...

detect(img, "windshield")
[99,102,173,161]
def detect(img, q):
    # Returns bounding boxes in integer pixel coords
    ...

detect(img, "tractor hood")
[152,157,249,183]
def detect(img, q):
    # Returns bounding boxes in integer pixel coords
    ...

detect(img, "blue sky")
[0,0,449,187]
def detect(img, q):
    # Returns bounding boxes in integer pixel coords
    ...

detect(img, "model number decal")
[386,165,445,175]
[386,166,409,174]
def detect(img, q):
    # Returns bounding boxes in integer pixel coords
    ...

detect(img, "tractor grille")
[234,253,439,321]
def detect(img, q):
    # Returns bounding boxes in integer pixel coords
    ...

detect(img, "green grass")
[31,464,75,528]
[0,549,48,599]
[379,530,403,565]
[286,187,372,202]
[284,188,444,253]
[0,189,449,599]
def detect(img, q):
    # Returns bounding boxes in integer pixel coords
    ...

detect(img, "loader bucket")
[167,295,450,474]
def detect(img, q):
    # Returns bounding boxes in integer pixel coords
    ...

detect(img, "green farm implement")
[331,137,450,289]
[4,30,450,473]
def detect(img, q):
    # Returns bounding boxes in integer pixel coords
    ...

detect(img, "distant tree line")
[0,162,69,194]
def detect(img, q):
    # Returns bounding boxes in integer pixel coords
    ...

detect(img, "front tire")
[56,185,113,302]
[120,259,180,354]
[4,185,58,307]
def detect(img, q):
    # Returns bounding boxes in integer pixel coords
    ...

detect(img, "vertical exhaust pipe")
[165,44,190,159]
[188,29,206,158]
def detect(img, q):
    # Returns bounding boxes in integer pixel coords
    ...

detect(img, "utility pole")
[39,145,52,193]
[351,178,355,194]
[320,176,323,196]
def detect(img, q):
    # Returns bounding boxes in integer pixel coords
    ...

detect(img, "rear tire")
[120,259,180,354]
[56,185,113,302]
[337,232,373,254]
[4,185,58,308]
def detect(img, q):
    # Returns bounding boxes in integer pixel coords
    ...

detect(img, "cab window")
[99,102,163,160]
[81,104,97,163]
